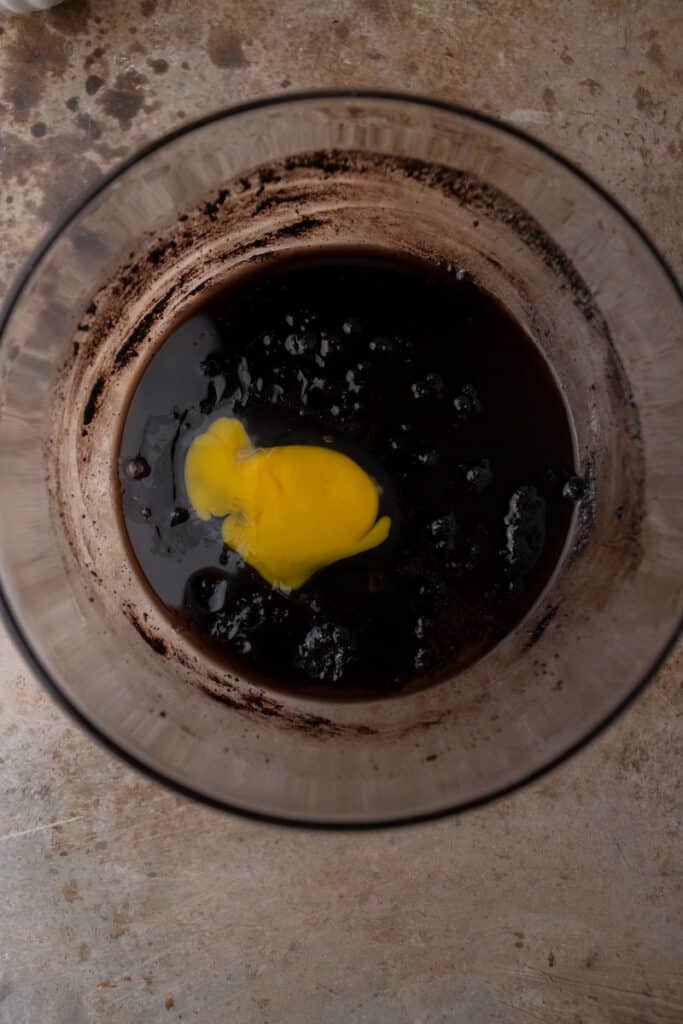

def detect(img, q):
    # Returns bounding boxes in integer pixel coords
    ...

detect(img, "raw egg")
[185,417,391,590]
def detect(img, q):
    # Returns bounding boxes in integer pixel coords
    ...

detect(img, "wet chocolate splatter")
[46,0,92,37]
[147,58,169,75]
[76,113,102,140]
[2,18,68,121]
[206,26,248,68]
[85,74,104,96]
[83,46,105,71]
[98,70,147,131]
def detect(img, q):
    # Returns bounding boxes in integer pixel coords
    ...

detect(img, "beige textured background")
[1,2,682,1021]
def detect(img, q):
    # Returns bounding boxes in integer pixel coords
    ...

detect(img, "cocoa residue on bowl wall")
[54,149,645,737]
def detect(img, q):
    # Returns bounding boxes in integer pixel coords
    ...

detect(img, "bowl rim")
[1,88,681,829]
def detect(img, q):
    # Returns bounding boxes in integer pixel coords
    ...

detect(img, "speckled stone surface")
[0,2,682,1021]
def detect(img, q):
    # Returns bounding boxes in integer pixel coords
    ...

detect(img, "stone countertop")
[1,2,682,1021]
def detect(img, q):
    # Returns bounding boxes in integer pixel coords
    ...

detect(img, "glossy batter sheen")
[185,417,391,590]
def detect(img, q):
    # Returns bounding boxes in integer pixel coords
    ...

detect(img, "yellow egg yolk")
[184,417,391,590]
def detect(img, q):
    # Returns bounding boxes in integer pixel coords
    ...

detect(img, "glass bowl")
[0,92,681,826]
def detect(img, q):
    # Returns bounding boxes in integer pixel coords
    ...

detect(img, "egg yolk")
[184,417,391,590]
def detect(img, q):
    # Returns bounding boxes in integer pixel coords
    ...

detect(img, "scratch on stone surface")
[507,965,683,1012]
[0,815,82,844]
[492,998,548,1023]
[614,837,636,872]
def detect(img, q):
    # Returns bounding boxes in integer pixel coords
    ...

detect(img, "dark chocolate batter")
[119,248,576,697]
